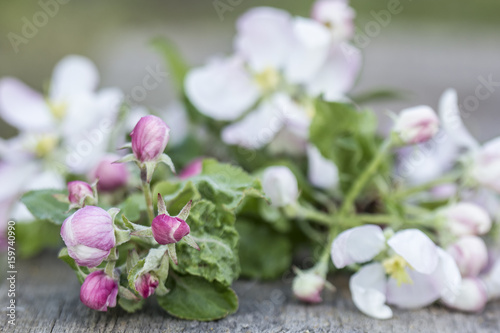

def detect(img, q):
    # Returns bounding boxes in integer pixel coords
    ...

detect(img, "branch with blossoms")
[1,0,499,322]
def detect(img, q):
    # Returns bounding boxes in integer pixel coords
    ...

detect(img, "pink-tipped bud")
[89,155,129,192]
[179,158,203,180]
[60,206,116,267]
[80,270,118,311]
[442,202,492,236]
[447,236,488,277]
[442,278,488,313]
[131,115,170,163]
[393,106,439,144]
[135,272,159,299]
[152,215,190,245]
[262,166,298,207]
[67,180,93,205]
[293,271,325,303]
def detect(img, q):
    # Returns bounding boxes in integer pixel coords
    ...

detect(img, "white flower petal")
[284,17,330,84]
[442,278,488,312]
[10,202,34,222]
[350,263,392,319]
[50,55,99,102]
[235,7,293,72]
[27,169,65,191]
[159,101,189,147]
[331,225,385,269]
[311,0,355,43]
[307,43,361,101]
[386,269,442,309]
[0,78,54,132]
[221,97,286,149]
[307,145,339,190]
[388,229,438,274]
[185,57,260,121]
[435,248,462,304]
[439,89,479,151]
[0,162,38,202]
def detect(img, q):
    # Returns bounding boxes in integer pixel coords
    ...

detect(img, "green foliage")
[157,274,238,321]
[58,248,88,284]
[237,219,292,280]
[154,159,264,286]
[15,220,62,258]
[150,37,189,94]
[21,190,71,225]
[118,297,145,313]
[310,101,390,194]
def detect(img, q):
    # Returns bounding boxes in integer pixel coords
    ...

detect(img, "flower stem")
[339,139,392,216]
[142,181,155,224]
[393,171,461,199]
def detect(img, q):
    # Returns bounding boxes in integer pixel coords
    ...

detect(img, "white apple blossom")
[331,225,461,319]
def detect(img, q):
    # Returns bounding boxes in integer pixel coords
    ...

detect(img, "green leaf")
[127,246,168,292]
[310,101,388,194]
[119,193,146,222]
[21,190,71,225]
[150,37,189,94]
[175,200,240,286]
[58,248,87,284]
[157,275,238,321]
[350,89,409,104]
[15,220,62,258]
[236,219,292,280]
[118,297,145,313]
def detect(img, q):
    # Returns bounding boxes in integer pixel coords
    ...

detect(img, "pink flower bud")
[293,272,325,303]
[442,278,488,312]
[135,273,159,299]
[393,106,439,144]
[471,137,500,193]
[67,181,93,205]
[262,166,298,207]
[80,270,118,311]
[60,206,116,267]
[447,236,488,277]
[152,214,190,245]
[442,202,492,236]
[131,115,170,162]
[89,155,129,192]
[179,158,203,180]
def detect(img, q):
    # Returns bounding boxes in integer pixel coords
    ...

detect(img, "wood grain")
[1,252,499,333]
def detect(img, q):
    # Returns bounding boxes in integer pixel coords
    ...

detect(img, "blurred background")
[1,0,499,140]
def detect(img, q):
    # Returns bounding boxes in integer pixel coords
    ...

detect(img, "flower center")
[382,255,413,286]
[35,135,58,157]
[49,101,67,120]
[254,67,280,92]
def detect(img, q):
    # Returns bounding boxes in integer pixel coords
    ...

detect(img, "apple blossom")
[442,278,488,313]
[440,202,492,236]
[152,214,191,245]
[89,155,129,192]
[262,166,299,207]
[67,181,94,206]
[393,106,440,145]
[311,0,355,43]
[131,115,170,163]
[332,225,461,319]
[60,206,116,267]
[179,158,203,180]
[135,272,160,299]
[447,236,488,277]
[471,137,500,193]
[80,270,118,311]
[292,270,326,303]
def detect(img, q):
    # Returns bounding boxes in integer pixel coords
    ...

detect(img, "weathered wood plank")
[1,252,499,333]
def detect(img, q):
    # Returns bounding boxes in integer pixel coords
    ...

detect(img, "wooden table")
[2,252,499,332]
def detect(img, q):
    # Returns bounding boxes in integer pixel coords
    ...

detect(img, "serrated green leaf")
[175,200,240,286]
[119,193,146,222]
[157,275,238,321]
[21,190,71,225]
[236,219,292,280]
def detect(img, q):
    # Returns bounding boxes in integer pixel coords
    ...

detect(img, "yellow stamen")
[48,101,67,120]
[35,135,58,158]
[382,255,413,286]
[254,67,280,92]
